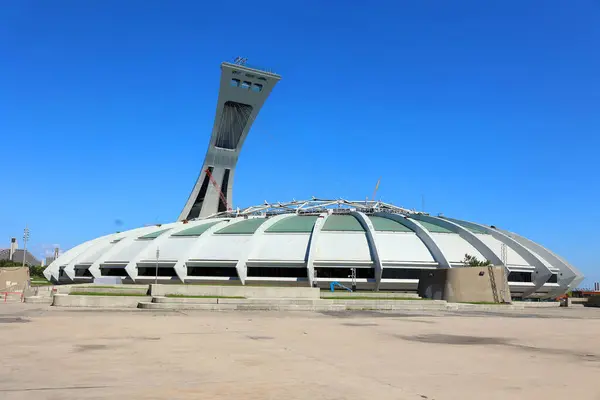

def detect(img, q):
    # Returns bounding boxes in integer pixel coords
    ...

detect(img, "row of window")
[232,70,267,81]
[230,78,263,92]
[94,266,414,280]
[83,267,556,284]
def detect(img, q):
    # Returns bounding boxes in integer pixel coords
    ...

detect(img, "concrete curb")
[52,294,151,308]
[150,284,320,299]
[24,296,52,304]
[320,292,421,299]
[138,302,347,312]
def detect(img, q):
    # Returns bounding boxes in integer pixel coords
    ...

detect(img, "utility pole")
[155,247,160,285]
[22,226,30,268]
[351,267,357,292]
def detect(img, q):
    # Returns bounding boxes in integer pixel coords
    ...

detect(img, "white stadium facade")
[44,60,583,299]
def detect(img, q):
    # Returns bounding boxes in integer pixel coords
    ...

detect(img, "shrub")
[462,254,492,267]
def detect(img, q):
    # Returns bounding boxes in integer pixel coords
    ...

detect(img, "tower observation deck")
[179,61,281,220]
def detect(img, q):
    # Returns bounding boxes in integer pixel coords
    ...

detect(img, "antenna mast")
[371,177,381,201]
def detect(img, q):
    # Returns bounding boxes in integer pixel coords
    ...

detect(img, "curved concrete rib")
[374,213,451,269]
[234,213,296,285]
[63,233,123,281]
[305,213,329,287]
[46,234,114,282]
[171,220,231,283]
[443,217,553,297]
[411,215,504,266]
[351,211,384,291]
[121,221,221,282]
[497,228,582,296]
[45,242,92,282]
[87,225,173,280]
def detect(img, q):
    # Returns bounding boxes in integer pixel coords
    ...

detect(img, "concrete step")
[321,292,422,299]
[24,296,53,304]
[445,303,525,311]
[219,298,324,306]
[138,302,346,312]
[344,304,448,311]
[152,297,329,306]
[139,302,237,311]
[152,296,218,304]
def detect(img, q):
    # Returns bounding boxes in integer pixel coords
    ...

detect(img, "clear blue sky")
[1,1,598,286]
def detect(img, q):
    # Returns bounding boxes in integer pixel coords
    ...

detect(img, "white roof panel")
[315,232,371,262]
[188,235,252,261]
[138,237,198,262]
[430,233,485,263]
[476,234,530,267]
[106,240,150,263]
[78,240,122,264]
[376,232,435,263]
[248,233,311,262]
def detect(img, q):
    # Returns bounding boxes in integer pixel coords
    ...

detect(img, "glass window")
[252,83,263,92]
[230,78,240,87]
[241,81,251,89]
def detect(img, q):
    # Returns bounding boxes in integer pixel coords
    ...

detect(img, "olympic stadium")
[43,60,583,299]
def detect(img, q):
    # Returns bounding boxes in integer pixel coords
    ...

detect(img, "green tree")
[0,259,22,268]
[462,254,492,267]
[0,260,46,279]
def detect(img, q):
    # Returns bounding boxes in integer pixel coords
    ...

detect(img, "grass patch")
[74,285,144,289]
[165,294,245,299]
[69,292,148,297]
[31,280,53,286]
[184,282,306,287]
[324,296,429,301]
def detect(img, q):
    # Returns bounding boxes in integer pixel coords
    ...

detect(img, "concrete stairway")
[138,297,347,311]
[138,296,450,311]
[320,291,422,299]
[23,285,57,304]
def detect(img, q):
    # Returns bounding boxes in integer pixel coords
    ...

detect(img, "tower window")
[252,83,263,92]
[241,81,251,89]
[230,79,240,87]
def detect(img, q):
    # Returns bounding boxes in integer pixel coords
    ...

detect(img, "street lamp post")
[155,247,160,285]
[22,226,30,268]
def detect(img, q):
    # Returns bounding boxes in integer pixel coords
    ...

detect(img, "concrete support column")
[411,215,504,266]
[351,211,384,291]
[234,214,296,285]
[305,213,329,287]
[498,227,583,296]
[171,220,230,283]
[442,217,553,298]
[374,213,451,269]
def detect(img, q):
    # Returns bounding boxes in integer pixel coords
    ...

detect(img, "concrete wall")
[52,294,150,308]
[320,291,421,299]
[150,284,320,299]
[417,270,447,300]
[444,266,511,303]
[0,267,29,291]
[69,286,149,295]
[585,296,600,307]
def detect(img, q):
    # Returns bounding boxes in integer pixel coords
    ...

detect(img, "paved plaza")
[1,304,599,400]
